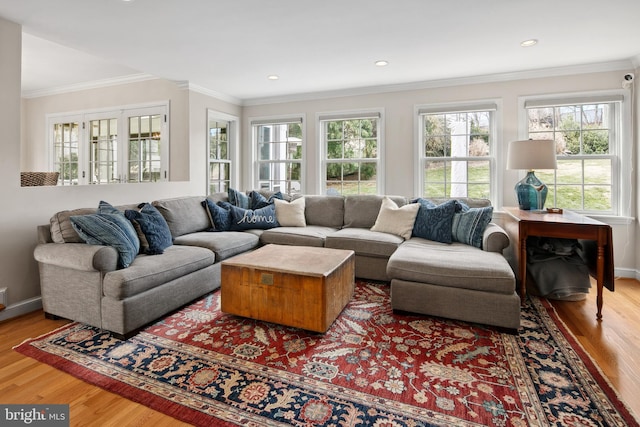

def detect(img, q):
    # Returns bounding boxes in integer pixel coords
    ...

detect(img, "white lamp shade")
[507,139,557,170]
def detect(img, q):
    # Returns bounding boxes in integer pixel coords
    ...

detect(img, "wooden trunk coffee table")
[220,244,355,333]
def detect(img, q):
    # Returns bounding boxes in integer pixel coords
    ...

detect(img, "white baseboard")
[614,267,640,280]
[0,296,42,323]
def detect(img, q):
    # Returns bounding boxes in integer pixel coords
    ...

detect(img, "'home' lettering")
[237,212,274,224]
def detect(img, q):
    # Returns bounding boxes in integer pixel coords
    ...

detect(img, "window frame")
[415,101,500,206]
[518,91,630,217]
[249,114,306,195]
[207,110,239,195]
[318,109,385,195]
[47,101,169,185]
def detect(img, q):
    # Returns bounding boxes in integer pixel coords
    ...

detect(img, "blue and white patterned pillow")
[125,203,173,254]
[451,202,493,248]
[411,199,458,243]
[70,201,140,268]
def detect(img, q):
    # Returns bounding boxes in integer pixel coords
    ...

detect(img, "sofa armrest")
[34,243,118,272]
[482,223,510,253]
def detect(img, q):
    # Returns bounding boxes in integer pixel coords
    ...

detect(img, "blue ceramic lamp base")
[515,171,548,210]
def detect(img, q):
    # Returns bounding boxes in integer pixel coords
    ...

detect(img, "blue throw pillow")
[203,199,232,231]
[226,203,279,231]
[249,191,283,209]
[125,203,173,254]
[411,199,458,243]
[228,188,250,209]
[70,201,140,268]
[451,202,494,248]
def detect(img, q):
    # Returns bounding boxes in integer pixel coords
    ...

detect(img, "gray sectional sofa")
[33,191,519,339]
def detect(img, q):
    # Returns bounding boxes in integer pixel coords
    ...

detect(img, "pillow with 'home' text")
[222,202,279,231]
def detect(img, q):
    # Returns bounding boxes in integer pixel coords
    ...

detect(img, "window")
[252,117,304,195]
[208,119,231,194]
[48,103,169,185]
[524,94,623,214]
[320,111,382,195]
[417,103,496,200]
[52,118,80,186]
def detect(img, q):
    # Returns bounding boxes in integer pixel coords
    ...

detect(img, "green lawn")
[327,160,612,211]
[425,160,612,211]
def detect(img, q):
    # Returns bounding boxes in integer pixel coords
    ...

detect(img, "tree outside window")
[324,118,379,195]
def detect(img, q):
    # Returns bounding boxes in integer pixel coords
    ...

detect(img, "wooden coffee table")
[220,244,355,332]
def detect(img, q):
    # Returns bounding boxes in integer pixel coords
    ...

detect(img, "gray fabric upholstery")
[38,262,104,328]
[260,225,338,247]
[390,279,521,330]
[387,238,515,294]
[303,195,345,228]
[483,223,510,253]
[35,242,118,272]
[343,195,407,228]
[152,196,210,238]
[102,263,220,336]
[173,231,259,262]
[353,255,391,281]
[325,228,403,257]
[103,245,215,299]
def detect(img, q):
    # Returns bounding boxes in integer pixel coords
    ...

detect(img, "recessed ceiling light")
[267,75,279,80]
[374,60,389,67]
[520,39,538,47]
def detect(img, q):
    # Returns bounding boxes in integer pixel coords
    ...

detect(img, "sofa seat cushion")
[325,228,403,258]
[174,231,259,262]
[260,226,339,247]
[387,238,515,294]
[103,245,215,300]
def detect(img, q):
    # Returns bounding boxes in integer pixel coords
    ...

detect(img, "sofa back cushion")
[50,207,98,243]
[343,195,407,228]
[429,197,491,209]
[303,195,345,228]
[152,196,210,238]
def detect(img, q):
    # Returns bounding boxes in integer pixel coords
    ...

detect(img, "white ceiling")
[2,0,640,103]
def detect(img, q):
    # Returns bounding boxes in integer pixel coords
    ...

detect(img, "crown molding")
[21,73,158,99]
[20,59,636,105]
[242,59,636,106]
[180,82,242,106]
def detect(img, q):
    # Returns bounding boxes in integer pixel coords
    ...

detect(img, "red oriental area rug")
[14,281,639,426]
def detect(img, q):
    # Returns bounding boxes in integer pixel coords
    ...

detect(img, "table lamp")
[507,139,557,210]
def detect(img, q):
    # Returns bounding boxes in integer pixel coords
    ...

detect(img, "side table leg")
[596,244,605,320]
[519,237,527,305]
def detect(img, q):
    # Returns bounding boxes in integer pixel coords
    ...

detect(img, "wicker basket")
[20,172,60,187]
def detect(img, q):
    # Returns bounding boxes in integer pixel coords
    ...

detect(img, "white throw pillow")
[370,197,419,239]
[274,197,306,227]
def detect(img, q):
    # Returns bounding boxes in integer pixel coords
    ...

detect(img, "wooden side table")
[502,207,614,320]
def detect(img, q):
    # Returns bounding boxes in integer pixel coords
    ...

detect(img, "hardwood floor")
[1,278,639,425]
